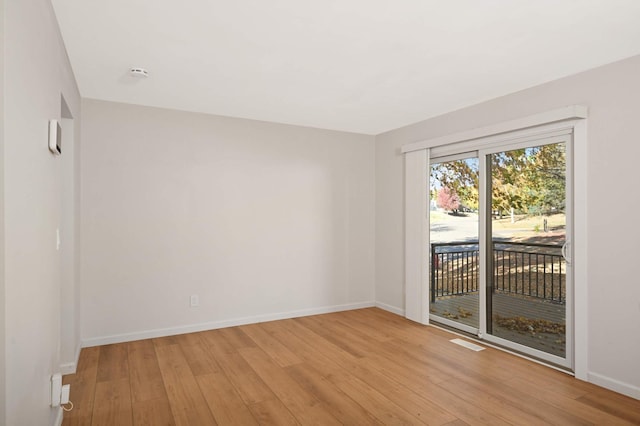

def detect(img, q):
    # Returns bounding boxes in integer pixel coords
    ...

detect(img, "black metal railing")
[430,241,566,304]
[430,242,479,302]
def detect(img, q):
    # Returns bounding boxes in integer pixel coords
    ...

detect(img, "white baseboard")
[588,371,640,400]
[60,343,82,375]
[53,407,63,426]
[375,301,404,316]
[59,363,75,376]
[82,301,375,347]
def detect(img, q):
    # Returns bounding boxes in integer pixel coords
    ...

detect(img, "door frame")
[403,106,588,379]
[478,135,573,369]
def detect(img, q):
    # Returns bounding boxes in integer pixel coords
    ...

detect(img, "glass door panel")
[429,156,479,331]
[486,142,568,359]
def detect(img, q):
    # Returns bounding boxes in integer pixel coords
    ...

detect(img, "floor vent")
[450,338,485,352]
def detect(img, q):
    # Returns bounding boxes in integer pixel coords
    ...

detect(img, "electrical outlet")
[190,294,199,307]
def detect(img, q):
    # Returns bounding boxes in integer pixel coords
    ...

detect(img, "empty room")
[2,0,640,425]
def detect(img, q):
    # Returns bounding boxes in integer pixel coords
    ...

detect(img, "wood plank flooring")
[62,308,640,425]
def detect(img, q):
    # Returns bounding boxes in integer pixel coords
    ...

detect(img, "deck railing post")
[430,244,436,303]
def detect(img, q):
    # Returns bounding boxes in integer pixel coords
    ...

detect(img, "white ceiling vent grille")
[129,68,149,78]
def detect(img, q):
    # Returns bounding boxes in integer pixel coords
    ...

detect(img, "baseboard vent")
[450,338,485,352]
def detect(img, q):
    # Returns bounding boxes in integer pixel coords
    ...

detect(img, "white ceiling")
[51,0,640,135]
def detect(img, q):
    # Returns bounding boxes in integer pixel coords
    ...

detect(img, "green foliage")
[491,148,530,214]
[431,158,478,210]
[430,143,566,216]
[525,143,566,214]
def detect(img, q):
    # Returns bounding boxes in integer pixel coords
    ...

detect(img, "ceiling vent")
[130,68,149,78]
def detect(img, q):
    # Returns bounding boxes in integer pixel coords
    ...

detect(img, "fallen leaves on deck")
[442,307,474,320]
[495,315,565,335]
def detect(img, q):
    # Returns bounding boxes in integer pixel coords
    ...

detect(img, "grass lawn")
[429,211,452,222]
[492,213,565,232]
[431,211,565,230]
[430,210,566,241]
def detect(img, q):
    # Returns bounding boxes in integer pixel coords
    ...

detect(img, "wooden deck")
[61,308,640,426]
[430,292,566,357]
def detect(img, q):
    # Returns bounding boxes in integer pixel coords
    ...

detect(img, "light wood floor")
[62,308,640,425]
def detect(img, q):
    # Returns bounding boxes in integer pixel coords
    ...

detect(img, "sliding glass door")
[481,138,572,367]
[429,154,479,334]
[429,135,573,369]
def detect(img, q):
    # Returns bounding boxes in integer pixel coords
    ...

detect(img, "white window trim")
[403,106,588,380]
[402,105,587,153]
[404,149,429,324]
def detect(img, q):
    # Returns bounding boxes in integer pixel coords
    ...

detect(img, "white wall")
[375,55,640,398]
[60,108,81,374]
[3,0,81,424]
[80,99,375,345]
[0,0,6,421]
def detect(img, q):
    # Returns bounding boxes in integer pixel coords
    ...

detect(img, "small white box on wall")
[49,119,62,155]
